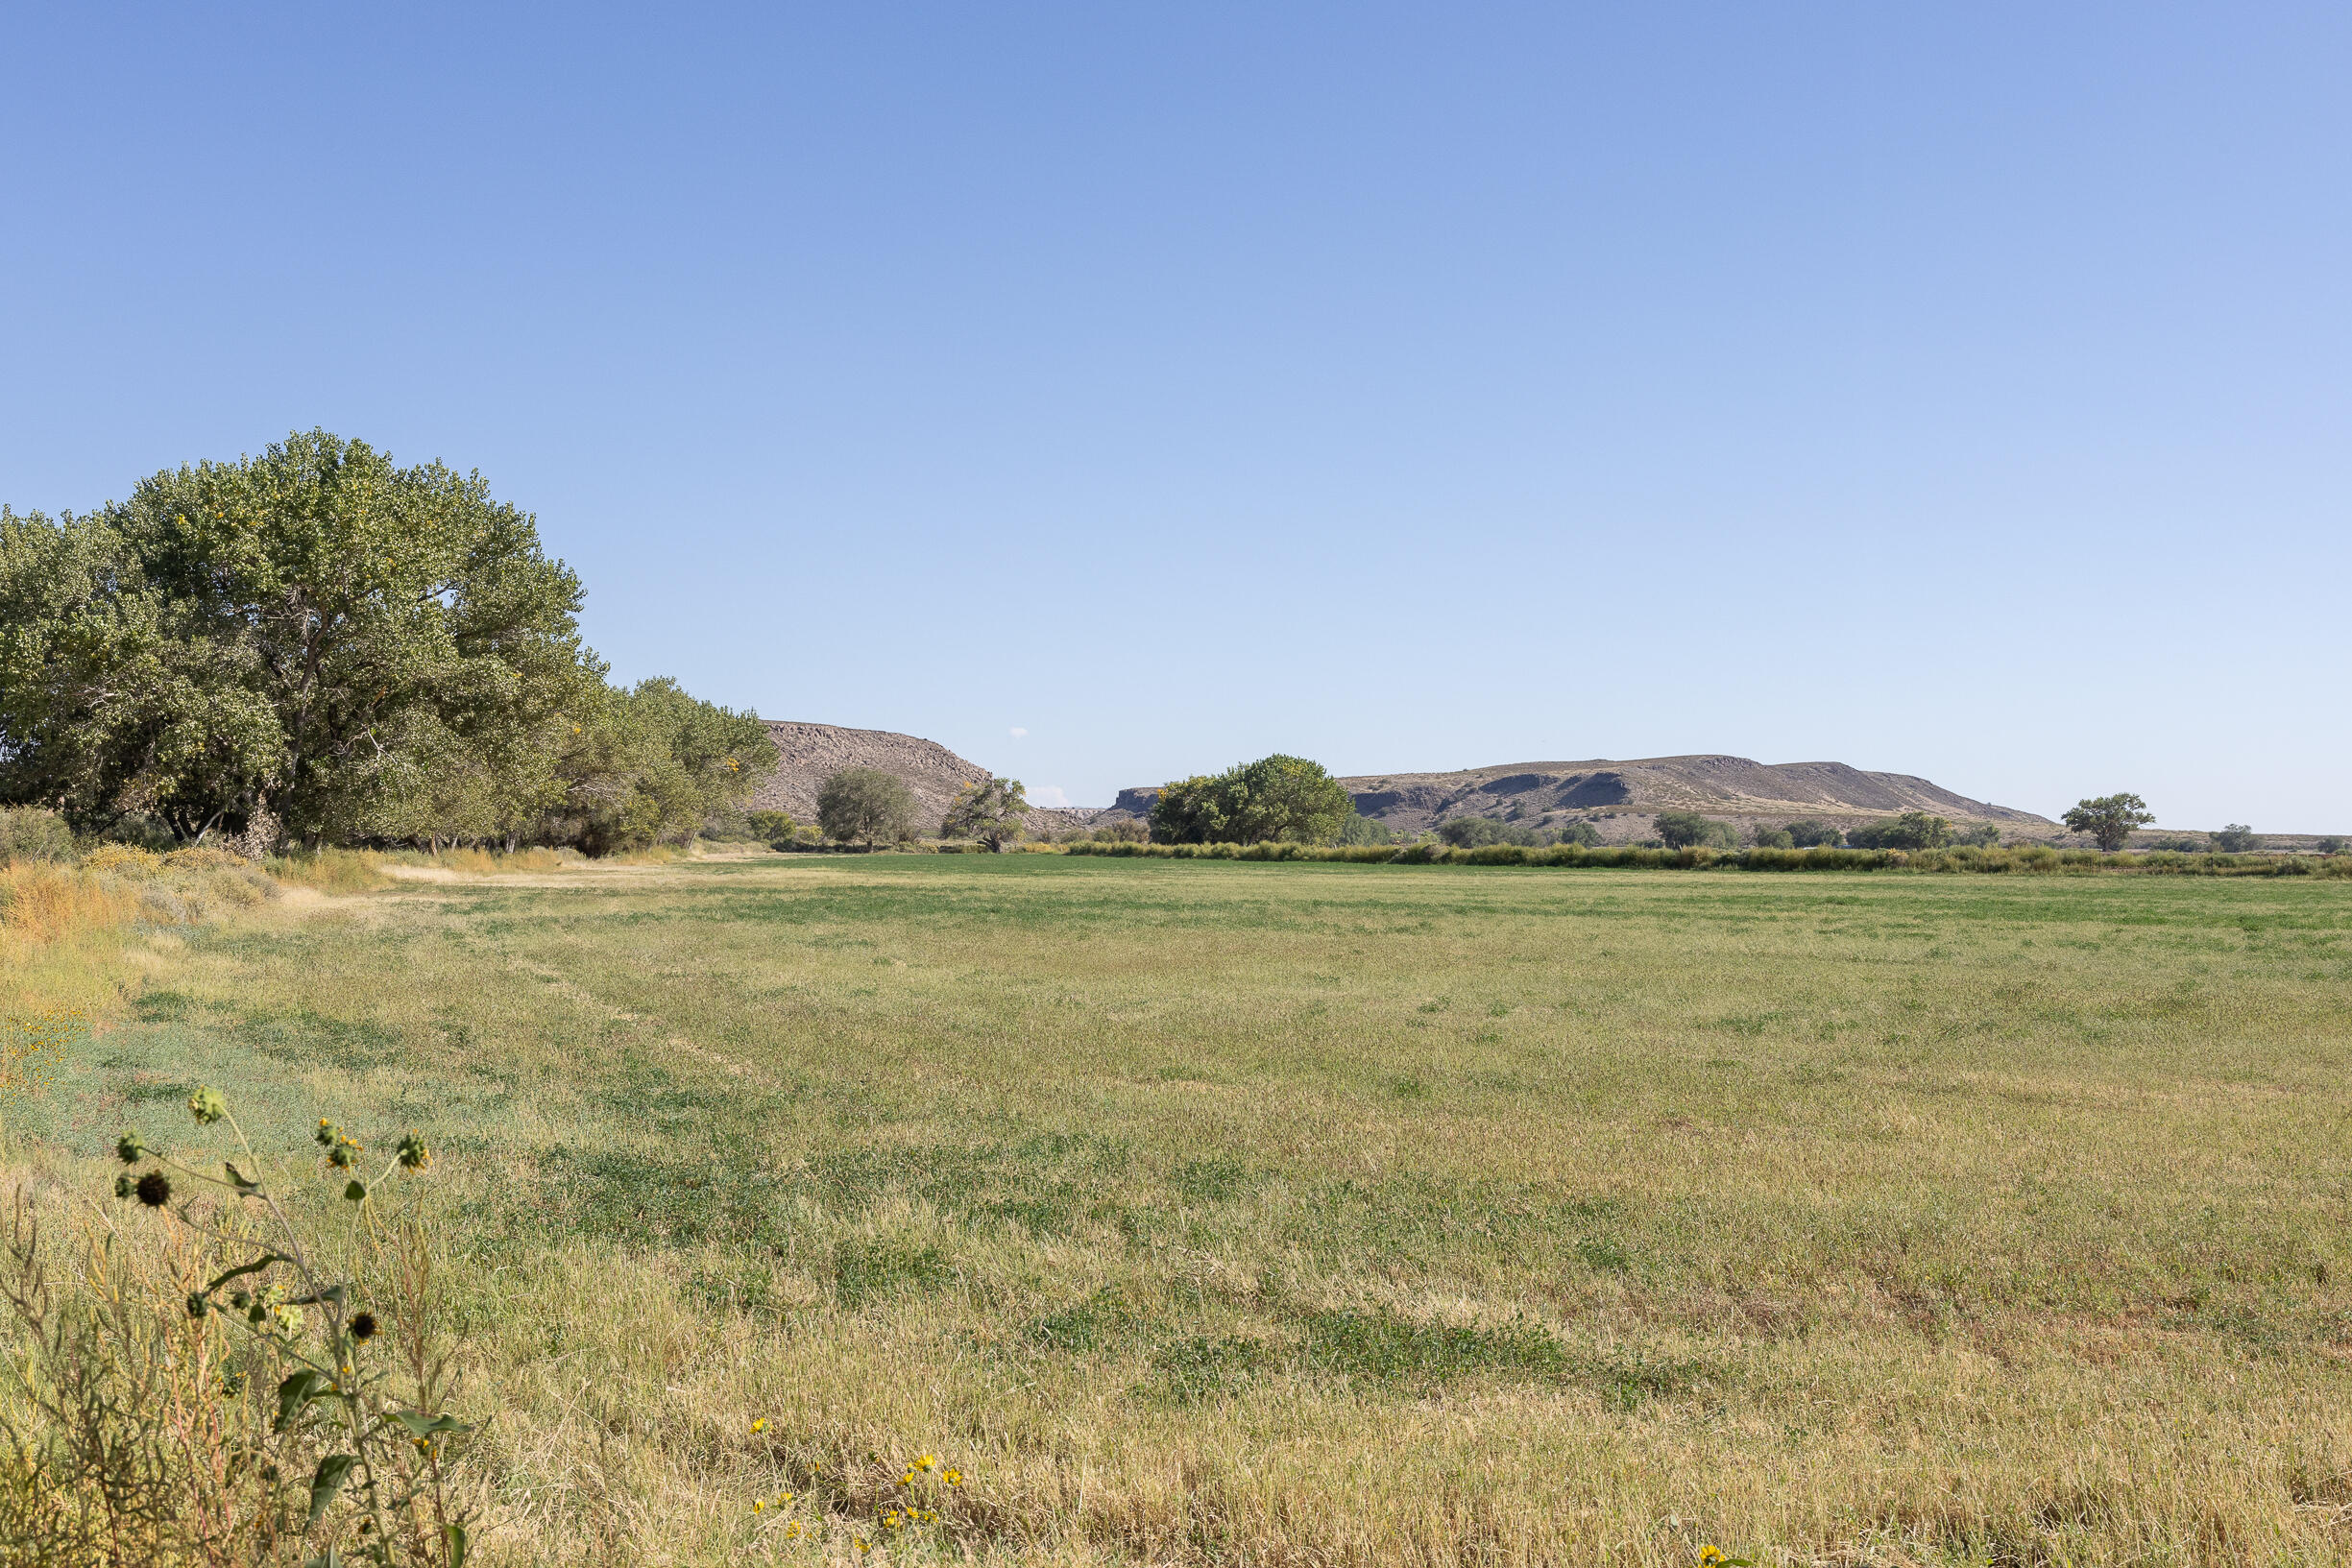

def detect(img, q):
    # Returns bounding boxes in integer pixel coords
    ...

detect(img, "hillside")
[1105,754,2053,841]
[745,722,1096,834]
[752,727,2053,843]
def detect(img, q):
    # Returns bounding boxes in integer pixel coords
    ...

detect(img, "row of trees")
[0,431,773,854]
[808,769,1033,851]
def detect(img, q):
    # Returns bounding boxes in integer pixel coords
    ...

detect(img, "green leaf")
[203,1254,285,1295]
[444,1522,469,1568]
[303,1551,342,1568]
[223,1160,260,1192]
[276,1369,332,1431]
[306,1452,356,1528]
[343,1178,366,1201]
[394,1409,472,1437]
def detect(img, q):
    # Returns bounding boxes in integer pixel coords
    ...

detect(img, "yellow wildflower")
[916,1453,936,1471]
[749,1417,767,1435]
[1700,1549,1727,1566]
[943,1467,962,1486]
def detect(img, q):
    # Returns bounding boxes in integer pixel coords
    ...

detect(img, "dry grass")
[8,856,2352,1564]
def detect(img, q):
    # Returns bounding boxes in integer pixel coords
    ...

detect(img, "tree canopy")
[0,431,773,853]
[817,767,918,846]
[1652,811,1736,850]
[2061,793,2155,852]
[940,776,1029,852]
[1847,812,1952,851]
[1149,755,1353,845]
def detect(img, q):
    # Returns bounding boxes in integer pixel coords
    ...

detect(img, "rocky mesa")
[752,724,2054,843]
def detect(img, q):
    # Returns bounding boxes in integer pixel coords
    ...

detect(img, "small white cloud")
[1008,726,1028,737]
[1032,785,1071,808]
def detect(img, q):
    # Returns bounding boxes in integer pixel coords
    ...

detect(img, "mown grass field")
[17,855,2352,1565]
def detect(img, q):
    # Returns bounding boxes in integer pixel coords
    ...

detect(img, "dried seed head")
[134,1170,172,1207]
[350,1311,377,1341]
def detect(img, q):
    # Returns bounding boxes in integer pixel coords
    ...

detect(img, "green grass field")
[22,854,2352,1564]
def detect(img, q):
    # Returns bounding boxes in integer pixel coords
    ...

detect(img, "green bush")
[1782,819,1843,848]
[0,807,75,863]
[2212,824,2261,854]
[1652,811,1735,850]
[1339,814,1394,846]
[1848,812,1952,851]
[1750,828,1795,850]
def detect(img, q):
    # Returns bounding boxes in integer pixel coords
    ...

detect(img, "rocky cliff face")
[746,722,990,829]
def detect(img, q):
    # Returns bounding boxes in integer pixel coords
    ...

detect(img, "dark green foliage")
[1554,820,1602,847]
[1149,755,1353,845]
[1848,812,1952,851]
[1338,813,1394,846]
[1783,819,1844,848]
[1089,817,1150,843]
[0,432,773,853]
[1653,811,1735,850]
[2213,823,2261,854]
[816,767,918,846]
[1439,816,1512,848]
[2063,793,2157,852]
[1750,828,1796,850]
[1954,821,2002,847]
[2319,836,2348,856]
[0,806,74,863]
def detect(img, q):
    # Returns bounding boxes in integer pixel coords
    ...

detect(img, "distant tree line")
[0,431,774,854]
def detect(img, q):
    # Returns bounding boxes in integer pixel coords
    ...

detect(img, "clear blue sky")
[5,5,2346,828]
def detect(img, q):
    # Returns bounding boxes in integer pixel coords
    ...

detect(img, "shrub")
[1652,812,1735,850]
[1555,820,1602,847]
[0,808,74,864]
[1339,813,1394,846]
[1090,818,1150,843]
[1782,819,1843,849]
[2319,836,2348,856]
[1953,821,2002,847]
[2212,823,2261,854]
[1438,817,1504,848]
[1848,812,1952,851]
[1750,828,1795,850]
[817,768,919,846]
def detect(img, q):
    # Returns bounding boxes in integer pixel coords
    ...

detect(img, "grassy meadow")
[11,853,2352,1565]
